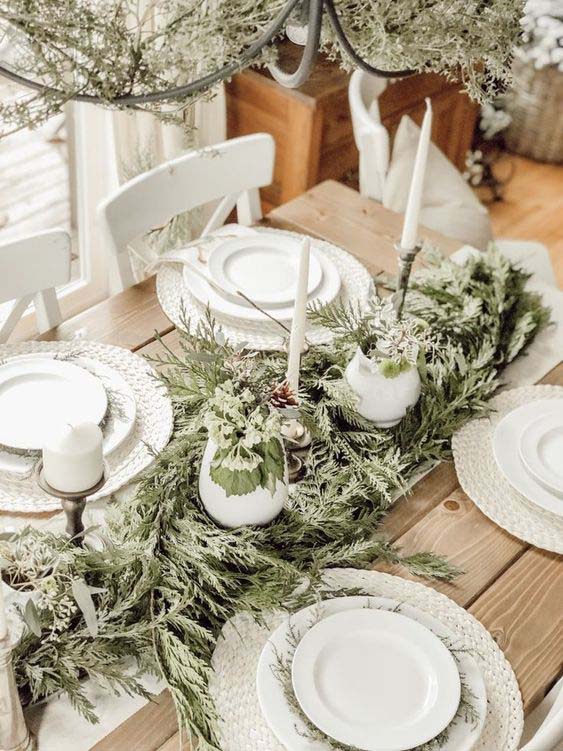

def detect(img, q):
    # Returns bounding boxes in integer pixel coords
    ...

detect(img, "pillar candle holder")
[394,242,422,318]
[0,633,34,751]
[36,463,106,545]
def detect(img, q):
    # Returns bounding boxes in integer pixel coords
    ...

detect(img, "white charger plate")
[519,402,563,496]
[0,358,108,451]
[183,244,341,323]
[292,608,460,751]
[493,400,563,517]
[0,355,137,476]
[257,596,486,751]
[208,234,323,307]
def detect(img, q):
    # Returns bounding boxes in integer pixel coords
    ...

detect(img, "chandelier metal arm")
[267,0,323,88]
[0,0,302,105]
[324,0,415,78]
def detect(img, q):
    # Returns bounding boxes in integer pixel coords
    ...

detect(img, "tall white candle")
[286,237,311,393]
[0,582,7,641]
[400,98,433,251]
[42,422,104,494]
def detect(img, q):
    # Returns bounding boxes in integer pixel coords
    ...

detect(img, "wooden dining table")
[10,180,563,750]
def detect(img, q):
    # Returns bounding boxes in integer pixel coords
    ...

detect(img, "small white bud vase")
[344,347,421,428]
[198,439,288,528]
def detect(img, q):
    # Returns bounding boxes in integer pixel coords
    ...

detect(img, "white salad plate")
[183,243,341,323]
[291,608,460,751]
[257,596,486,751]
[0,357,108,451]
[493,400,563,517]
[519,403,563,496]
[207,234,323,307]
[0,355,136,474]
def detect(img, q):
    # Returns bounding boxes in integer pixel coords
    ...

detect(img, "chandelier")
[0,0,414,106]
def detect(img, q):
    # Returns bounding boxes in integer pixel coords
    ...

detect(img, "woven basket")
[504,58,563,163]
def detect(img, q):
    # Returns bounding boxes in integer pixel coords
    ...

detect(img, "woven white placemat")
[0,341,173,513]
[453,385,563,553]
[210,568,523,751]
[156,228,373,350]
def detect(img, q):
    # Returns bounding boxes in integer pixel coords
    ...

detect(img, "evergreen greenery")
[3,246,549,750]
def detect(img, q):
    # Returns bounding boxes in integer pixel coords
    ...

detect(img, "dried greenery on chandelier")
[0,0,524,135]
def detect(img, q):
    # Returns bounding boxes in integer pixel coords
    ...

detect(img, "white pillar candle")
[42,422,104,494]
[400,98,433,251]
[286,237,311,393]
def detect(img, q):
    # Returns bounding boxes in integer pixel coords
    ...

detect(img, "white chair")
[98,133,276,291]
[0,229,71,342]
[348,69,389,203]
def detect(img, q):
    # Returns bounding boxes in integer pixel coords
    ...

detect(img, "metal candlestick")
[394,242,422,318]
[0,634,34,751]
[281,419,312,483]
[37,463,106,545]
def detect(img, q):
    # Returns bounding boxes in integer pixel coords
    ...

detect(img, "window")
[0,91,117,339]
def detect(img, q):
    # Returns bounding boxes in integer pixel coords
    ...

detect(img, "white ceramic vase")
[198,439,288,528]
[344,347,421,428]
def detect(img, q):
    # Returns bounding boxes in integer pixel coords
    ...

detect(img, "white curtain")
[108,0,227,280]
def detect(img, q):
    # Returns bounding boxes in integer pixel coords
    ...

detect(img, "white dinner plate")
[0,355,136,474]
[208,234,323,307]
[183,242,341,323]
[291,608,460,750]
[0,357,108,451]
[493,400,563,517]
[519,404,563,496]
[257,596,486,751]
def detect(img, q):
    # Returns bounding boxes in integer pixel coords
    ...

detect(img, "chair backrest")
[0,229,71,342]
[348,70,390,202]
[98,133,276,290]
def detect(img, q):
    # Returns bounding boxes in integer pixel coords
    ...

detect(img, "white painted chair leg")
[34,288,63,333]
[236,188,263,226]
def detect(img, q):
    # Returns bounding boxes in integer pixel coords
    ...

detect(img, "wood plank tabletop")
[10,180,562,750]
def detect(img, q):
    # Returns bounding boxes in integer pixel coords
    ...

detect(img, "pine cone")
[270,381,299,410]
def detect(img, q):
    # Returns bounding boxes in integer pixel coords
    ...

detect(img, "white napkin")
[383,117,493,251]
[25,664,166,751]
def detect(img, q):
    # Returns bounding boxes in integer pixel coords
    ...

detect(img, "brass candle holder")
[394,242,422,318]
[281,419,312,483]
[0,632,34,751]
[37,463,106,545]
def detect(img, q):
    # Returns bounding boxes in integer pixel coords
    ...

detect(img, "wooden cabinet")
[226,43,478,211]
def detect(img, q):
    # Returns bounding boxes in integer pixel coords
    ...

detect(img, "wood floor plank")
[469,547,563,713]
[374,488,527,608]
[90,690,178,751]
[266,180,461,276]
[39,276,174,351]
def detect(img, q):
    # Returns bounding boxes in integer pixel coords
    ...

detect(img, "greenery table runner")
[3,247,550,750]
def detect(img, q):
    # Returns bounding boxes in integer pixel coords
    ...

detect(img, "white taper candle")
[400,98,433,251]
[286,237,311,393]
